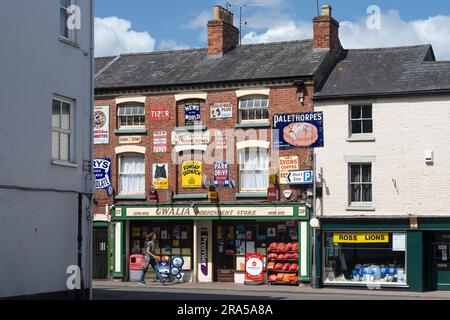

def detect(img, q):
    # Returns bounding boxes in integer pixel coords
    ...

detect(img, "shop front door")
[214,222,235,282]
[430,232,450,291]
[93,227,108,279]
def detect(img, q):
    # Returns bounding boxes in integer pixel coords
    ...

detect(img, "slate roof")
[95,39,331,90]
[315,45,450,99]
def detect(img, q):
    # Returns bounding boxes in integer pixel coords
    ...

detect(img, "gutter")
[313,89,450,101]
[94,75,315,94]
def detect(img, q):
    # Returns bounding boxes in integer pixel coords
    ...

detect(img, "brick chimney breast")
[207,5,240,56]
[313,4,341,55]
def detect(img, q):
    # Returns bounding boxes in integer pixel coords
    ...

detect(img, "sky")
[94,0,450,60]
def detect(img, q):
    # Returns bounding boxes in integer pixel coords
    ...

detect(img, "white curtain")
[120,156,145,193]
[239,148,269,191]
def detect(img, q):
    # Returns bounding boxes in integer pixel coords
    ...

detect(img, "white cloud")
[184,10,212,43]
[185,10,212,30]
[94,17,156,57]
[242,21,312,43]
[158,39,190,51]
[240,10,450,60]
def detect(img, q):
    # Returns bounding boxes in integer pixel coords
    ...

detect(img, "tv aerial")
[225,2,265,44]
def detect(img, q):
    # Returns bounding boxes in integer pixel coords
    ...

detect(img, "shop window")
[130,222,193,270]
[350,105,372,136]
[59,0,71,39]
[239,97,269,123]
[238,148,269,192]
[323,232,407,286]
[52,96,74,162]
[349,164,372,204]
[118,154,145,195]
[117,104,145,129]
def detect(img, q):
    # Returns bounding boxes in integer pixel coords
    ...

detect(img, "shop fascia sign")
[333,233,389,244]
[171,130,210,145]
[123,206,296,218]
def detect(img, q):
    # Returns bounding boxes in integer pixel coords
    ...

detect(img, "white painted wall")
[0,0,93,297]
[315,95,450,218]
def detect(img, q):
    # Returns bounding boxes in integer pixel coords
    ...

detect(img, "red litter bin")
[129,254,144,281]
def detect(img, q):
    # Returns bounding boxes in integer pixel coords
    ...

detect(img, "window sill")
[346,205,375,211]
[173,194,208,200]
[59,36,80,48]
[235,122,271,129]
[236,192,268,198]
[174,125,207,131]
[115,128,147,135]
[347,135,375,142]
[115,195,147,200]
[51,160,78,168]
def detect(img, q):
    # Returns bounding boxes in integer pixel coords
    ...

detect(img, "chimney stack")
[207,5,240,56]
[313,5,341,55]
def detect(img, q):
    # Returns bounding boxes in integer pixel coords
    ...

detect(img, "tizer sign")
[333,233,389,243]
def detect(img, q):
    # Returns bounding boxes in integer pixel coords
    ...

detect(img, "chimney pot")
[213,5,221,20]
[321,5,332,17]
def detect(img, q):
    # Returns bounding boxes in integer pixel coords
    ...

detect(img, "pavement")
[93,280,450,300]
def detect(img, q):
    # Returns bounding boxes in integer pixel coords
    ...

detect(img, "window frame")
[52,96,75,164]
[117,103,146,130]
[238,147,269,193]
[118,154,146,196]
[348,163,373,207]
[349,104,373,138]
[238,96,270,124]
[59,0,76,42]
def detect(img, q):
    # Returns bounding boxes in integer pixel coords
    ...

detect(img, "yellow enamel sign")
[182,161,202,188]
[333,233,389,243]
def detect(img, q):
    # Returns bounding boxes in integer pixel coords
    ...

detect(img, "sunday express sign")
[182,161,202,188]
[273,112,324,149]
[93,105,109,144]
[213,162,230,188]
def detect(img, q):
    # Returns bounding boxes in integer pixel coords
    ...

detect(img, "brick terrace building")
[92,5,340,284]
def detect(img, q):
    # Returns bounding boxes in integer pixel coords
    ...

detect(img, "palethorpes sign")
[273,112,324,149]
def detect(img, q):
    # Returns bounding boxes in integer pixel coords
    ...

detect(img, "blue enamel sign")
[185,102,201,126]
[93,158,113,196]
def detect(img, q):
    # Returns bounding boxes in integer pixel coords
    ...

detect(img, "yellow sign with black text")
[333,233,389,243]
[182,161,202,188]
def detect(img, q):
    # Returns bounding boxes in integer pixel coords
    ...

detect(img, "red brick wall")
[313,16,341,55]
[93,83,315,213]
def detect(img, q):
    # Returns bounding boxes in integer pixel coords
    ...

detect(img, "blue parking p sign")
[286,170,314,185]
